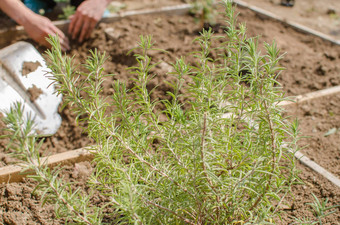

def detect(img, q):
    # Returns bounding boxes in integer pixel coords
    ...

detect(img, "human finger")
[85,20,97,40]
[51,26,70,51]
[68,13,81,37]
[68,13,77,34]
[71,15,83,40]
[78,18,91,42]
[60,36,70,51]
[56,32,70,51]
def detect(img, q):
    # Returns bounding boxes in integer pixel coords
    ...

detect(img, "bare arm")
[0,0,70,51]
[69,0,112,42]
[0,0,32,25]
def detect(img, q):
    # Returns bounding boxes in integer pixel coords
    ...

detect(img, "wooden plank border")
[0,148,93,183]
[293,150,340,188]
[279,85,340,106]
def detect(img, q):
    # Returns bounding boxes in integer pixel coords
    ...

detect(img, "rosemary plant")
[2,0,299,224]
[190,0,218,27]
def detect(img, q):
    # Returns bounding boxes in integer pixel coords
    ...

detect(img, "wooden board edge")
[279,85,340,106]
[293,150,340,188]
[0,148,93,184]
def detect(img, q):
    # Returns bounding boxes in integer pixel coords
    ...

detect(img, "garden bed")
[285,94,340,177]
[1,2,340,224]
[241,0,340,39]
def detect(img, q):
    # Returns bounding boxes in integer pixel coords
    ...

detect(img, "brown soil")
[27,85,43,102]
[286,95,340,177]
[278,162,340,224]
[242,0,340,39]
[22,61,42,77]
[0,162,94,225]
[0,181,59,224]
[0,2,340,224]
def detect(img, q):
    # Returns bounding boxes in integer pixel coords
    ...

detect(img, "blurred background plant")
[188,0,218,28]
[53,0,75,19]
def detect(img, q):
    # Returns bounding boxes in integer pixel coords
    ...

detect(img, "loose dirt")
[285,95,340,177]
[22,61,42,77]
[27,85,43,102]
[242,0,340,39]
[0,2,340,224]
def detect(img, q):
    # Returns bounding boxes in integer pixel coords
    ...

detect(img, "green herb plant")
[53,0,75,20]
[1,102,101,224]
[58,5,76,20]
[306,193,340,225]
[2,0,299,224]
[189,0,218,28]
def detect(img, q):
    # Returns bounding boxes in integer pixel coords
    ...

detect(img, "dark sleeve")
[70,0,84,8]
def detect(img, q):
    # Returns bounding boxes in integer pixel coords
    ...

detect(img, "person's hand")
[68,0,110,42]
[23,13,70,51]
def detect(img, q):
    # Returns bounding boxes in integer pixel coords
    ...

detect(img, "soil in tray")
[1,4,340,224]
[285,94,340,177]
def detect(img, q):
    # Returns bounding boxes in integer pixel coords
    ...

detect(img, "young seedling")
[292,193,339,225]
[306,193,340,225]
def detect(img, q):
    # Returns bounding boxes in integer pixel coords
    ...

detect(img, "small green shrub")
[2,0,299,224]
[189,0,218,27]
[58,5,75,20]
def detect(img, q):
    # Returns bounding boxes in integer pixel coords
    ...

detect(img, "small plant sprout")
[292,217,318,225]
[2,0,300,224]
[306,193,340,225]
[292,193,340,225]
